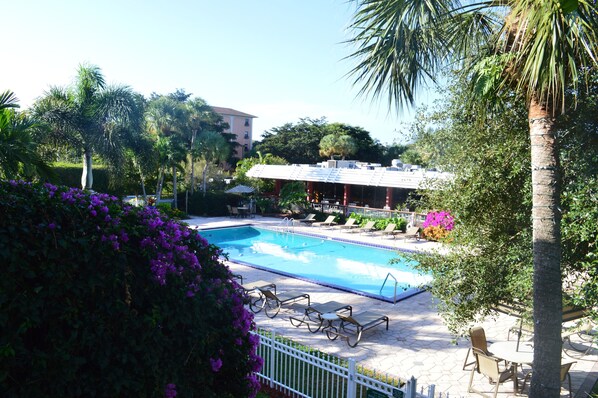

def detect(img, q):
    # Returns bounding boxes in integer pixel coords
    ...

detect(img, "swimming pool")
[200,226,430,302]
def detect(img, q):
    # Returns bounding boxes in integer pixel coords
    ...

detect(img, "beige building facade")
[210,106,257,160]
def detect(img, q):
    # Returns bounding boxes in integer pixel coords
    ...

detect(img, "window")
[244,118,250,126]
[244,144,249,152]
[244,131,249,139]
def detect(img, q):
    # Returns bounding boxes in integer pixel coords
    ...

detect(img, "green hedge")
[51,163,141,196]
[182,191,247,216]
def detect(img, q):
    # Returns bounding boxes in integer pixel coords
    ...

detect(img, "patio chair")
[333,218,358,231]
[230,206,240,218]
[463,326,498,370]
[238,280,277,313]
[295,213,316,224]
[352,220,376,234]
[562,320,597,357]
[401,225,421,241]
[326,311,389,347]
[226,205,234,218]
[258,287,310,318]
[289,300,352,333]
[521,362,576,398]
[467,348,514,398]
[313,215,337,228]
[375,223,397,238]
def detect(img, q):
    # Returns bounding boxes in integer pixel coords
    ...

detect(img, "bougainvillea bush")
[0,180,262,398]
[421,210,455,241]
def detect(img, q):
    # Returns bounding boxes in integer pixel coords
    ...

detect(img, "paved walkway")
[186,216,597,397]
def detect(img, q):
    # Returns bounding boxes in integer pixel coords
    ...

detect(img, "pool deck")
[186,216,597,397]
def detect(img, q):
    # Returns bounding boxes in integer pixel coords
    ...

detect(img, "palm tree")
[193,131,230,195]
[145,96,188,203]
[185,98,224,195]
[346,1,597,396]
[0,91,52,179]
[33,64,140,190]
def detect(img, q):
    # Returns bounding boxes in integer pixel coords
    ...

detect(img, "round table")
[490,341,534,391]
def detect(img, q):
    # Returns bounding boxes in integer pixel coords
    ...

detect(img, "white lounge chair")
[313,215,337,228]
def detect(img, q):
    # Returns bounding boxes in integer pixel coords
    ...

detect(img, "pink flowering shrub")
[0,180,262,398]
[421,210,455,241]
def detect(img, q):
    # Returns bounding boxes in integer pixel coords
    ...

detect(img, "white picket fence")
[252,328,439,398]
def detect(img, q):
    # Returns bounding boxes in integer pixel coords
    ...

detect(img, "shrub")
[421,210,454,241]
[0,180,262,398]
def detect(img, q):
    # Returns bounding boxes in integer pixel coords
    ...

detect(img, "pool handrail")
[380,272,399,304]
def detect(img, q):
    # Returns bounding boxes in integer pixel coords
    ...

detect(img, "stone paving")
[186,215,597,397]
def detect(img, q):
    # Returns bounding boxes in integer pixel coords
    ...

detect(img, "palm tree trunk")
[81,149,93,190]
[202,163,208,197]
[172,164,177,210]
[190,129,197,196]
[156,164,165,202]
[528,98,563,398]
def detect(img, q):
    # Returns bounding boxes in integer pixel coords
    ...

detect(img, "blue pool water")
[200,226,430,302]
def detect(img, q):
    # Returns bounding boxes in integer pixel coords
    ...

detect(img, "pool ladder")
[278,217,294,233]
[380,272,399,304]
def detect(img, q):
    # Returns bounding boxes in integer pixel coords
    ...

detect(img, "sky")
[2,0,439,144]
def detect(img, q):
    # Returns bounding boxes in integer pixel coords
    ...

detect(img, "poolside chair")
[289,300,352,333]
[352,220,376,234]
[401,225,421,241]
[313,215,337,228]
[562,320,597,357]
[238,280,277,313]
[521,362,576,398]
[333,218,358,231]
[230,206,240,218]
[295,213,316,224]
[467,348,514,398]
[258,287,310,318]
[326,311,389,347]
[375,223,397,238]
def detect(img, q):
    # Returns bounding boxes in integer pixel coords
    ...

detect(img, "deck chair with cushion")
[467,348,514,398]
[289,300,352,333]
[258,287,310,319]
[313,215,337,228]
[326,311,389,347]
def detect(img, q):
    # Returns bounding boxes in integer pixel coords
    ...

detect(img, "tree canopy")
[253,117,384,164]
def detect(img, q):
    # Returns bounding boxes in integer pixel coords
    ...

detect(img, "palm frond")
[0,90,20,110]
[501,0,598,112]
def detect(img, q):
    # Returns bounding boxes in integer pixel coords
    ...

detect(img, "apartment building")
[210,106,257,160]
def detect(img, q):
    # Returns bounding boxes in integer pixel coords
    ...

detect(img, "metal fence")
[253,328,436,398]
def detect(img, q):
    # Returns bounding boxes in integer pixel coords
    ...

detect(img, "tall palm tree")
[193,131,230,196]
[145,96,188,204]
[346,1,597,396]
[0,91,52,179]
[186,98,222,195]
[33,64,140,190]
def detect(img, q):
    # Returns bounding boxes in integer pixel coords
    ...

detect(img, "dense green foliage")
[183,191,242,216]
[278,181,308,213]
[0,181,261,397]
[0,91,52,180]
[405,75,598,332]
[253,118,384,164]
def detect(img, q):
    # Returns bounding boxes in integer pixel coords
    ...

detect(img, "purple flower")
[210,357,223,372]
[164,383,177,398]
[48,223,56,230]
